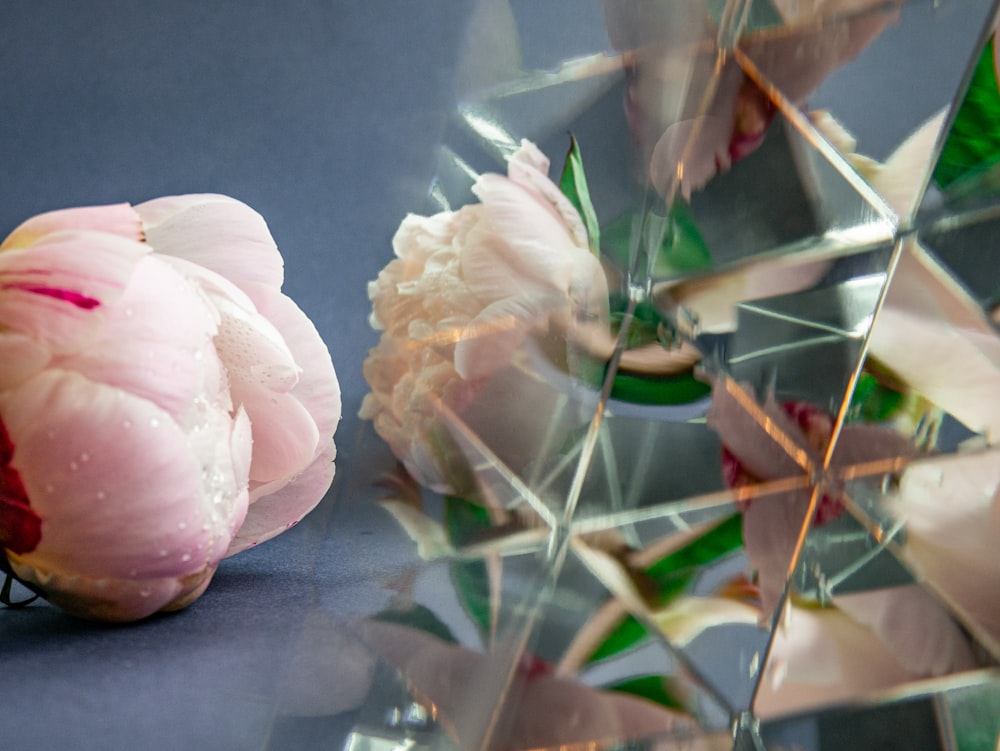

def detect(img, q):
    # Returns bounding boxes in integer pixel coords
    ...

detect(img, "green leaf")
[934,37,1000,190]
[601,199,712,278]
[450,558,493,637]
[645,513,743,585]
[609,370,711,406]
[848,372,905,423]
[443,496,495,637]
[371,604,458,644]
[606,675,686,711]
[586,514,743,663]
[559,135,601,255]
[587,614,649,663]
[443,495,492,547]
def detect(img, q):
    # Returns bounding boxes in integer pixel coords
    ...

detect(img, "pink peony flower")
[361,140,608,493]
[0,195,340,621]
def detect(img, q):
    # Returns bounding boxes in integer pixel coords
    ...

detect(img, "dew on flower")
[79,452,89,463]
[178,521,187,530]
[69,461,78,471]
[159,549,168,557]
[181,553,192,563]
[96,490,106,500]
[149,417,160,429]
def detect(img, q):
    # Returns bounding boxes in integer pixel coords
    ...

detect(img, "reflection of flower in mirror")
[361,139,608,494]
[707,377,917,615]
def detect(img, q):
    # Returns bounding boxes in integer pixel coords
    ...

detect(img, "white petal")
[136,193,284,290]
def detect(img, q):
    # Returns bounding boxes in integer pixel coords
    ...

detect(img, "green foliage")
[443,496,495,637]
[559,135,601,255]
[607,675,686,711]
[935,37,1000,190]
[587,514,744,663]
[848,371,905,423]
[601,199,712,279]
[371,603,458,644]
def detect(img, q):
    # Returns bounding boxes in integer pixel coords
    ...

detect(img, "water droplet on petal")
[178,521,187,530]
[123,419,132,429]
[96,490,106,500]
[69,461,78,471]
[159,549,168,557]
[150,417,160,429]
[80,452,90,462]
[181,553,192,563]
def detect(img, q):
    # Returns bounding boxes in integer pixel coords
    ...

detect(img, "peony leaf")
[601,200,712,279]
[933,36,1000,190]
[586,614,649,663]
[645,513,743,587]
[609,371,711,406]
[443,496,494,637]
[606,675,686,711]
[586,514,743,663]
[371,603,458,645]
[558,135,601,256]
[848,371,905,423]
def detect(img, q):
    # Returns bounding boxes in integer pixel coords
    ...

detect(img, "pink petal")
[241,282,341,446]
[0,203,142,251]
[453,296,537,380]
[164,256,301,392]
[0,333,50,390]
[506,140,590,249]
[650,116,732,199]
[757,604,915,718]
[741,488,814,616]
[136,194,284,291]
[237,381,320,483]
[226,440,335,556]
[835,585,976,677]
[1,369,245,580]
[0,230,149,354]
[894,449,1000,641]
[465,177,579,300]
[51,255,229,426]
[705,378,813,481]
[358,621,699,751]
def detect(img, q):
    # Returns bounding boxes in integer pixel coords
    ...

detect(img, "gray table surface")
[0,3,475,749]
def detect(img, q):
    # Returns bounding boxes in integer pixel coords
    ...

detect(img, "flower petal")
[464,178,578,301]
[870,242,1000,438]
[51,255,229,426]
[0,203,142,252]
[136,194,284,290]
[0,231,150,354]
[0,332,51,390]
[835,585,976,678]
[240,282,341,447]
[1,369,244,580]
[226,441,335,556]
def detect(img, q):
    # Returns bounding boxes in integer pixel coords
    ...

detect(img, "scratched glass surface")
[346,2,1000,750]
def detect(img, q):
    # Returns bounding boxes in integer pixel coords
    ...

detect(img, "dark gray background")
[0,3,474,749]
